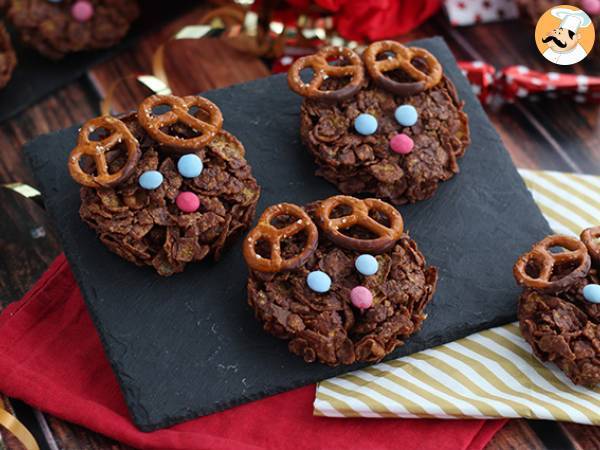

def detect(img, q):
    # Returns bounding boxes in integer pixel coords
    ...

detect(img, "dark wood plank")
[434,14,600,174]
[44,416,133,450]
[0,82,133,450]
[486,419,546,450]
[560,423,600,450]
[88,3,270,115]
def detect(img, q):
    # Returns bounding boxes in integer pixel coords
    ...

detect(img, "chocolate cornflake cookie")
[514,227,600,386]
[6,0,139,59]
[243,195,438,366]
[68,94,260,276]
[287,41,470,205]
[0,22,16,88]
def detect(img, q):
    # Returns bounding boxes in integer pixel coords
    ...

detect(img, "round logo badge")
[535,4,596,66]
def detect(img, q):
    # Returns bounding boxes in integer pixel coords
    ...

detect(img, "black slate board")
[0,0,191,122]
[25,37,552,431]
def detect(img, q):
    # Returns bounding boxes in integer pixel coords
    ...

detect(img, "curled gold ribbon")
[99,0,357,116]
[0,398,40,450]
[2,182,44,209]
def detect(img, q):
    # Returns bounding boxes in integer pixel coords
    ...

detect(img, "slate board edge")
[23,36,552,431]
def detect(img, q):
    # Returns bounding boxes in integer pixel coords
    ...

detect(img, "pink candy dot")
[176,192,200,213]
[350,286,373,310]
[582,0,600,14]
[390,133,414,155]
[71,1,94,22]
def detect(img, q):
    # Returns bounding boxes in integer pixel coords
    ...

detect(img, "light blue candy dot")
[307,271,332,293]
[583,284,600,304]
[355,254,379,276]
[138,170,163,190]
[394,104,418,127]
[177,154,203,178]
[354,113,378,136]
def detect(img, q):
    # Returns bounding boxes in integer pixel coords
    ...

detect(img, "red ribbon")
[458,61,600,105]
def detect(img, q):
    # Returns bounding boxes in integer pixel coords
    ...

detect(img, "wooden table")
[1,5,599,450]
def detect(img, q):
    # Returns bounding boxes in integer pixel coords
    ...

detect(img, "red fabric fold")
[285,0,444,41]
[0,255,506,450]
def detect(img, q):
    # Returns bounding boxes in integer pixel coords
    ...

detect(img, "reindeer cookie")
[243,195,438,366]
[514,227,600,386]
[68,94,260,276]
[288,41,470,205]
[5,0,139,59]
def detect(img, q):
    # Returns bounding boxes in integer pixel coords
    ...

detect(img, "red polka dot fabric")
[445,0,519,26]
[458,60,600,104]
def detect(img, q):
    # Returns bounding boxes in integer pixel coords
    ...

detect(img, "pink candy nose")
[351,286,373,310]
[71,1,94,22]
[176,192,200,213]
[390,133,414,155]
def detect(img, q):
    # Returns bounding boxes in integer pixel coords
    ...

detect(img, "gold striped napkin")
[314,169,600,424]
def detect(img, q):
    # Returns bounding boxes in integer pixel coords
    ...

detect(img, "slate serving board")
[0,0,191,122]
[25,37,552,431]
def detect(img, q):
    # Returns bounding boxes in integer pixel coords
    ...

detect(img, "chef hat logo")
[534,4,596,66]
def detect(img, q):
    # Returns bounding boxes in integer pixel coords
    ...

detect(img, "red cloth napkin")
[284,0,444,41]
[0,255,506,450]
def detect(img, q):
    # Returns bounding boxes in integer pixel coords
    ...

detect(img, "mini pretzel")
[514,235,591,293]
[68,116,141,188]
[317,196,403,253]
[581,226,600,266]
[243,203,319,273]
[363,41,442,96]
[287,46,365,101]
[137,94,223,152]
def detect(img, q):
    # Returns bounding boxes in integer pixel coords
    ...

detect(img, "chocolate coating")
[517,229,600,386]
[300,75,470,205]
[246,199,438,366]
[79,112,260,276]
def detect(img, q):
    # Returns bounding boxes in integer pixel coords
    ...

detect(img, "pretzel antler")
[287,46,365,101]
[363,41,442,96]
[317,196,403,254]
[243,203,319,273]
[514,235,591,293]
[68,116,141,188]
[581,226,600,266]
[137,94,223,152]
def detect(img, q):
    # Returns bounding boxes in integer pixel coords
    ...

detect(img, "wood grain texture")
[486,419,546,450]
[0,4,599,450]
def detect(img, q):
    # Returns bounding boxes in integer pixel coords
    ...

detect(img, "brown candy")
[287,46,365,101]
[363,40,442,96]
[68,116,141,188]
[581,226,600,266]
[317,195,403,253]
[513,234,591,294]
[243,203,319,273]
[137,94,223,152]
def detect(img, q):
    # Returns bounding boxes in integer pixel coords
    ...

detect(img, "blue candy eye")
[394,104,418,127]
[177,154,203,178]
[583,285,600,303]
[355,254,379,276]
[354,113,378,135]
[139,170,163,190]
[307,270,332,293]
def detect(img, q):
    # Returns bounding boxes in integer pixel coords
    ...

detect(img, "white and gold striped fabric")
[314,170,600,424]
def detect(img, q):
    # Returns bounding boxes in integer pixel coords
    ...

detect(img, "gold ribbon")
[0,398,39,450]
[98,0,360,116]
